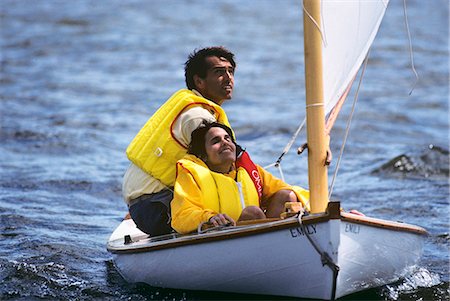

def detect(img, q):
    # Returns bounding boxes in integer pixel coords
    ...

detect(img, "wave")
[372,145,449,180]
[380,267,445,301]
[0,257,88,299]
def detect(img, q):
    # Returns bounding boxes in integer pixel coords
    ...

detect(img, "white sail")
[321,0,389,117]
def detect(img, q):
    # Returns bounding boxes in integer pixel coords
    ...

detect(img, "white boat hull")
[336,219,424,298]
[108,205,425,300]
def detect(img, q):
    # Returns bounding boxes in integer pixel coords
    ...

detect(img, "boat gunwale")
[107,210,427,254]
[107,213,330,254]
[340,212,427,235]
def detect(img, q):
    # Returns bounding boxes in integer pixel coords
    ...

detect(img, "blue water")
[1,0,448,300]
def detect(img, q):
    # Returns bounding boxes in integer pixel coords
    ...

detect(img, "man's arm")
[172,106,216,148]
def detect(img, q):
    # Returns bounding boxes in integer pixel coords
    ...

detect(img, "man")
[122,46,236,236]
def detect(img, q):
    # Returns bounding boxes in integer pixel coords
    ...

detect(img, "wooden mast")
[303,0,329,213]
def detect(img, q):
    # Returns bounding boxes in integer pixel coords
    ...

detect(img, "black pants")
[128,189,173,237]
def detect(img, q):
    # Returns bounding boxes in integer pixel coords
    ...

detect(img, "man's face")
[195,56,234,105]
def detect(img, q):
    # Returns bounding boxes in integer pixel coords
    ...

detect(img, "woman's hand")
[209,213,235,227]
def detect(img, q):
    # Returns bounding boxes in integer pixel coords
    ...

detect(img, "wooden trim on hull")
[108,214,327,254]
[107,202,427,254]
[340,212,428,235]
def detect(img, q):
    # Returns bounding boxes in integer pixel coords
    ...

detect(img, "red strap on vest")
[235,151,263,203]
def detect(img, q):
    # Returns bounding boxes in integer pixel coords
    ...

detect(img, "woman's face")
[204,127,236,173]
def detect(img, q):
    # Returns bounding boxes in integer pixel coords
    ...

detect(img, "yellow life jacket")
[177,155,260,221]
[126,89,231,187]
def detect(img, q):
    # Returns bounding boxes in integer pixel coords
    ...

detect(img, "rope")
[306,102,324,108]
[302,2,327,46]
[282,118,306,160]
[264,161,287,182]
[263,118,306,180]
[402,0,419,95]
[297,213,339,300]
[328,53,370,199]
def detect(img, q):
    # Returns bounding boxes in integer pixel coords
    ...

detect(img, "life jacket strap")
[236,151,263,204]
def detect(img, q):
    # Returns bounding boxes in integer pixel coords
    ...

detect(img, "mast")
[303,0,329,213]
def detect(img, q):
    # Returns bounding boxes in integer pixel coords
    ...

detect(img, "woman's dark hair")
[184,46,236,90]
[188,122,237,160]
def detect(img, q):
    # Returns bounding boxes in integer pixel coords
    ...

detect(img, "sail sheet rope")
[328,53,370,199]
[264,118,306,182]
[403,0,419,95]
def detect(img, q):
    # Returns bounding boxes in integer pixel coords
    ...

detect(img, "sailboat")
[107,1,427,300]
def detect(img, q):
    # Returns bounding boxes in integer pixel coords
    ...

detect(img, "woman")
[170,122,309,234]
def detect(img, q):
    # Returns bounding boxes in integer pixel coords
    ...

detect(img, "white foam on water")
[382,267,442,300]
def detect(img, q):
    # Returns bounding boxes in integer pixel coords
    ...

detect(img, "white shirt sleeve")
[172,106,216,147]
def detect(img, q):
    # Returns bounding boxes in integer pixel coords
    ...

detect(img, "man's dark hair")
[184,46,236,90]
[188,122,237,160]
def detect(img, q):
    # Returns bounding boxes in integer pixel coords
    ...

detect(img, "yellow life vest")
[126,89,231,187]
[177,156,260,221]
